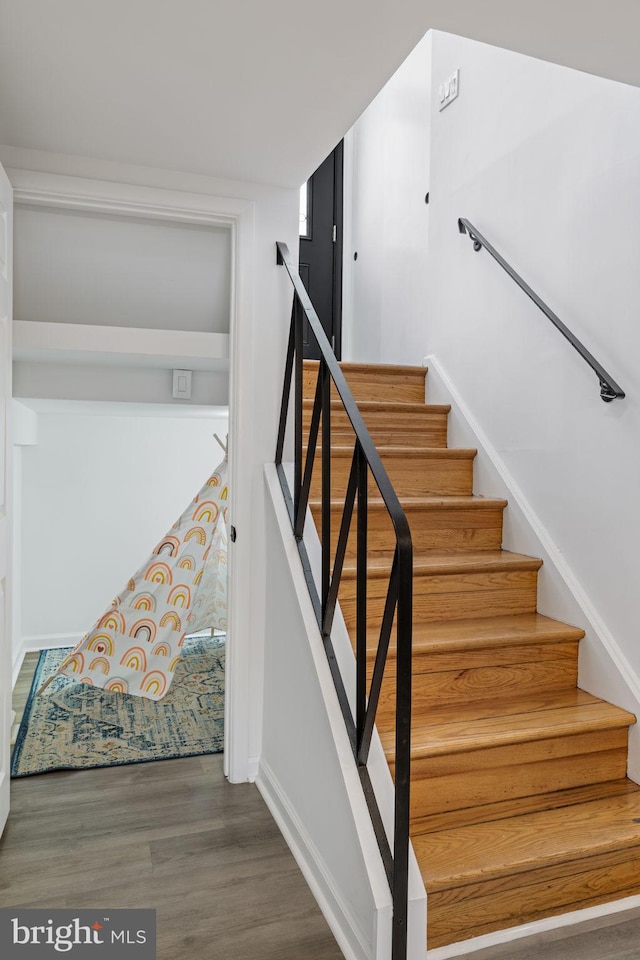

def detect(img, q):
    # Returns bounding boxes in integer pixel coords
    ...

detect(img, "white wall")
[16,404,228,657]
[13,361,228,406]
[345,31,640,703]
[14,204,231,333]
[345,32,432,364]
[426,32,640,681]
[259,467,395,960]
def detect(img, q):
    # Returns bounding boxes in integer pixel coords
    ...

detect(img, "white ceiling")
[1,1,639,188]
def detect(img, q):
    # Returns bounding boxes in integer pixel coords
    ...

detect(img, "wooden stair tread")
[311,444,476,459]
[303,399,450,414]
[303,360,427,376]
[369,613,585,658]
[342,550,543,579]
[380,689,636,759]
[414,782,640,889]
[311,495,508,510]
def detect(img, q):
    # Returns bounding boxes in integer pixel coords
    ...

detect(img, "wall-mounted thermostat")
[172,369,192,400]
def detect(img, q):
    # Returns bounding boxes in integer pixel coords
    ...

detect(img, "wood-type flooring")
[3,656,343,960]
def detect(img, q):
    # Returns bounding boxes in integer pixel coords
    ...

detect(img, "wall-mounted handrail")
[458,218,625,403]
[275,240,413,960]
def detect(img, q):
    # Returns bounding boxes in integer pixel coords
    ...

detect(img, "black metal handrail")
[275,241,413,960]
[458,218,625,403]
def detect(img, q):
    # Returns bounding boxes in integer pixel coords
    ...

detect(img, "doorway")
[299,142,344,359]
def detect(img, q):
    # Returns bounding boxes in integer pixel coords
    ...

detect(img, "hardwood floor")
[448,905,640,960]
[4,658,343,960]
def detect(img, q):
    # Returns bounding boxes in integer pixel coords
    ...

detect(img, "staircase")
[303,359,640,950]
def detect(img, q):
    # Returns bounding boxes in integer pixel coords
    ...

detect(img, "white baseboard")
[20,632,83,651]
[13,633,83,689]
[428,894,640,959]
[246,755,260,782]
[11,648,26,689]
[256,757,370,960]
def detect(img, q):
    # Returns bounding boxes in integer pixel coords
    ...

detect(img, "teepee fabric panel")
[56,459,229,701]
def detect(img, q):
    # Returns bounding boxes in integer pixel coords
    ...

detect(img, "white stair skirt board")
[257,759,372,960]
[423,354,640,783]
[262,463,427,960]
[427,894,640,959]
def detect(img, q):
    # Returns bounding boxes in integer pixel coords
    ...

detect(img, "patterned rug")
[11,636,225,777]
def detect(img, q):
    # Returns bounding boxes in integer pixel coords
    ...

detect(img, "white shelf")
[13,321,229,372]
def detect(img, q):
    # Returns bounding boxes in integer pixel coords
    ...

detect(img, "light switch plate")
[439,69,460,111]
[172,369,192,400]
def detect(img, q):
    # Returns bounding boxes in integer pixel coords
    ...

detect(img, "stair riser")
[401,730,629,819]
[308,454,474,502]
[312,503,505,557]
[373,643,579,717]
[427,844,640,948]
[302,408,449,447]
[303,364,426,403]
[339,569,539,627]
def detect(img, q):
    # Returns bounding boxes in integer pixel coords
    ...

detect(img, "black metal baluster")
[323,443,358,638]
[358,549,398,765]
[295,366,323,540]
[392,541,413,960]
[293,298,303,538]
[321,357,331,622]
[356,443,368,750]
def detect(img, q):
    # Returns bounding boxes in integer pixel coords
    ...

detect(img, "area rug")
[11,636,225,777]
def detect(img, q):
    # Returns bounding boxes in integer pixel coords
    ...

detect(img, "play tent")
[46,457,229,702]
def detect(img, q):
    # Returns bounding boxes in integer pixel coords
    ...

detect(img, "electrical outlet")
[439,69,460,111]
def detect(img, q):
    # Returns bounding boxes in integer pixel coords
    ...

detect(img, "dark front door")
[299,141,343,359]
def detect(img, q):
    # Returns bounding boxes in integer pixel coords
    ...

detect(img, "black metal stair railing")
[458,218,625,402]
[275,241,413,960]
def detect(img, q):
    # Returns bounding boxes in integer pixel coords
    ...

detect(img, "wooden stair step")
[381,690,635,820]
[415,782,640,886]
[344,549,542,579]
[312,496,507,555]
[338,551,542,626]
[303,399,450,447]
[384,688,635,759]
[368,614,582,712]
[303,360,426,403]
[309,445,477,499]
[411,777,636,836]
[411,778,638,834]
[369,613,585,658]
[415,782,640,947]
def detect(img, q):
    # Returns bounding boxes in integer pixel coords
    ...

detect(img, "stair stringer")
[261,463,427,960]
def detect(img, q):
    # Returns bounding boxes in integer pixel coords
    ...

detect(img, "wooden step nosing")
[310,445,477,459]
[372,630,585,660]
[312,497,508,511]
[304,360,427,377]
[342,554,543,579]
[303,399,450,414]
[397,711,636,761]
[422,825,640,892]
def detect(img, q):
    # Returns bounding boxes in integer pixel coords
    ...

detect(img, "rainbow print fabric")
[55,459,229,701]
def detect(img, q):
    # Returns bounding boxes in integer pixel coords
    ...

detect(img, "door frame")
[0,162,13,835]
[7,169,256,782]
